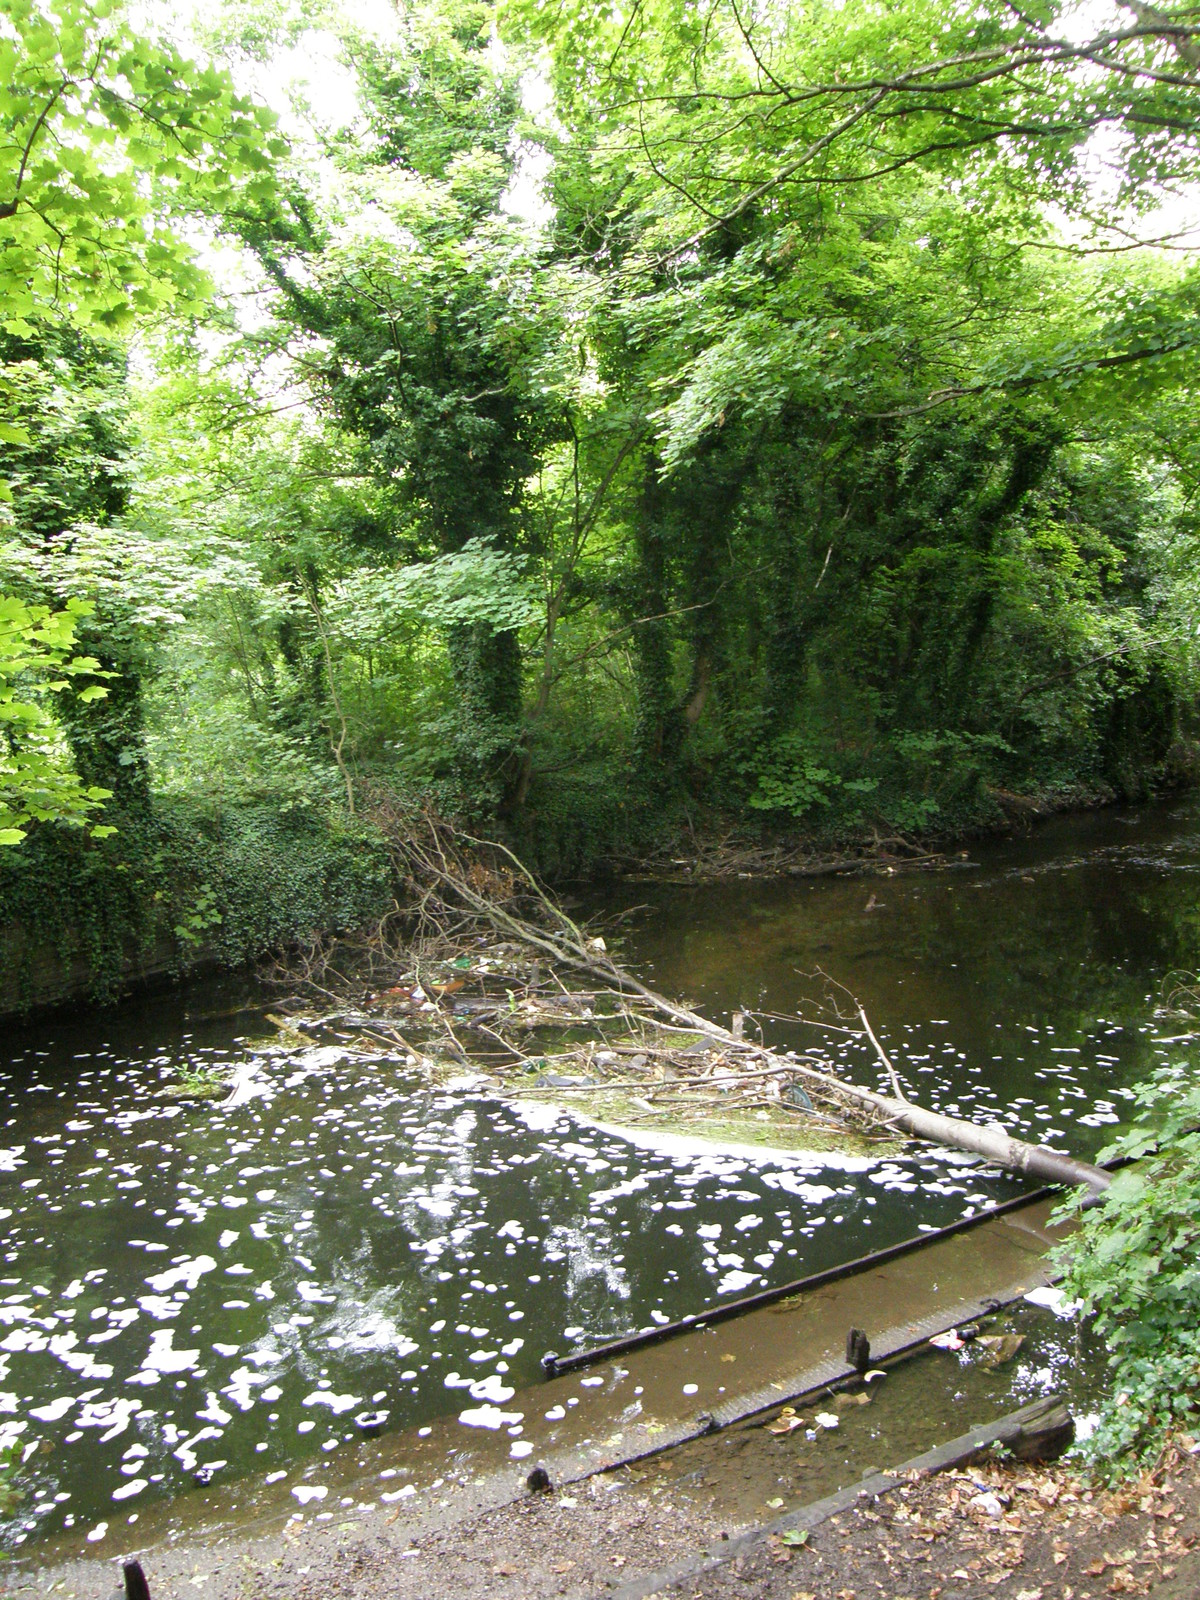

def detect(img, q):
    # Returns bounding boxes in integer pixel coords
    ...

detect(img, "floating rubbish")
[929,1328,966,1351]
[813,1411,840,1429]
[863,1369,887,1383]
[1023,1286,1080,1317]
[766,1407,805,1435]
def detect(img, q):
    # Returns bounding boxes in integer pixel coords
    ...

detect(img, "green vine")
[0,799,391,1009]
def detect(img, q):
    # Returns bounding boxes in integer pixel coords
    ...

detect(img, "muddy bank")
[635,1442,1200,1600]
[7,1297,1144,1600]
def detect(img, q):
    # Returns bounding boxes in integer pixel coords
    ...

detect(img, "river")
[3,793,1199,1550]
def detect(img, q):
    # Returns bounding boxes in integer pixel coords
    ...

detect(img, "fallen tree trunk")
[575,951,1111,1195]
[385,812,1112,1195]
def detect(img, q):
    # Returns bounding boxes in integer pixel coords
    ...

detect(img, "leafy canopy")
[0,0,286,332]
[0,0,286,840]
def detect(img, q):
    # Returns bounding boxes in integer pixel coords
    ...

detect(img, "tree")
[0,0,285,837]
[1,0,284,333]
[0,594,112,844]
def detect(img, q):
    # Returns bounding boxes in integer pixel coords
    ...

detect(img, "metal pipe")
[542,1181,1063,1377]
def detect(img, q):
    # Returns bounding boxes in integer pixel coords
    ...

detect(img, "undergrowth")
[1053,1063,1200,1476]
[0,797,391,1006]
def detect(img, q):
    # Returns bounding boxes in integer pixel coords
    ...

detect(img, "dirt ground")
[202,1438,1200,1600]
[666,1447,1200,1600]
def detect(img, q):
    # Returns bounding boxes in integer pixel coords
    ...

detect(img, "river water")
[3,795,1200,1550]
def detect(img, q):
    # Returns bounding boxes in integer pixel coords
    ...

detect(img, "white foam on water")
[458,1405,523,1430]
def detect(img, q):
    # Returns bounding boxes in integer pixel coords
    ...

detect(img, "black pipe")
[542,1179,1069,1377]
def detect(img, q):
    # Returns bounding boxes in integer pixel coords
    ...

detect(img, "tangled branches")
[267,803,1111,1189]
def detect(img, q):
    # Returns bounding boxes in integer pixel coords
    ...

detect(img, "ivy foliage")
[3,0,1200,956]
[0,796,391,1005]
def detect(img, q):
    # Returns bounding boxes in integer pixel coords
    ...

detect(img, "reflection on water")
[3,793,1200,1546]
[0,1034,999,1548]
[619,795,1200,1159]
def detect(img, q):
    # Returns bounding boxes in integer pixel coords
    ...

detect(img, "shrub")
[1052,1063,1200,1474]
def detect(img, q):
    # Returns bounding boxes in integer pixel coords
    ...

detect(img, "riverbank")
[18,1342,1198,1600]
[639,1440,1200,1600]
[52,1448,1200,1600]
[216,1432,1200,1600]
[0,773,1161,1022]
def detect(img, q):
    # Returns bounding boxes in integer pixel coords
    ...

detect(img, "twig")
[857,1003,909,1102]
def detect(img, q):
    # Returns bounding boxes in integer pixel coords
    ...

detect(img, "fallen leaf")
[767,1497,785,1509]
[1107,1570,1142,1595]
[492,1563,517,1577]
[1052,1551,1068,1565]
[767,1415,805,1435]
[977,1333,1025,1368]
[720,1353,736,1363]
[781,1529,809,1547]
[814,1411,840,1429]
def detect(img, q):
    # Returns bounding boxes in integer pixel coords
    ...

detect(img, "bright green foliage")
[0,0,287,844]
[0,593,112,843]
[3,0,1200,942]
[1053,1064,1200,1474]
[102,0,1199,873]
[0,0,285,332]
